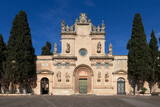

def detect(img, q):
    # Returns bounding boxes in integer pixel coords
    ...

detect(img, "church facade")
[34,13,159,95]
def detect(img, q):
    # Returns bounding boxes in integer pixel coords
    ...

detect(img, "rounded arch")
[41,77,49,94]
[73,64,94,76]
[117,77,125,81]
[73,64,93,94]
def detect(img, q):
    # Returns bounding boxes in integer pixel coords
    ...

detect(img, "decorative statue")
[101,20,105,32]
[97,71,101,82]
[97,42,101,53]
[66,72,70,82]
[105,72,109,82]
[66,24,69,31]
[57,71,61,82]
[108,43,112,55]
[53,43,57,55]
[66,43,70,53]
[93,25,97,32]
[79,13,87,23]
[97,25,100,32]
[61,20,65,32]
[70,25,74,31]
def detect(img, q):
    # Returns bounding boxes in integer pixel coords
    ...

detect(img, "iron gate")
[117,78,125,94]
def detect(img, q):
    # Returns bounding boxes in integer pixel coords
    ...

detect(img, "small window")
[105,63,109,68]
[65,63,70,67]
[80,49,87,56]
[57,63,62,67]
[96,63,101,68]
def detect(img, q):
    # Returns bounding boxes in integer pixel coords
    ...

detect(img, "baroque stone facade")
[34,13,160,95]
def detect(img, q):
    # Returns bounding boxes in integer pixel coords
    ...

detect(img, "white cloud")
[84,0,96,7]
[155,32,160,37]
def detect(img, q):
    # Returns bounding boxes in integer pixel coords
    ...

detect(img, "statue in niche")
[79,13,87,23]
[53,43,57,55]
[97,25,100,32]
[70,25,74,31]
[66,25,69,31]
[61,20,65,32]
[97,42,101,53]
[97,71,101,82]
[57,71,61,82]
[105,72,109,82]
[101,20,105,32]
[66,43,70,53]
[108,43,112,55]
[93,25,97,32]
[66,72,70,82]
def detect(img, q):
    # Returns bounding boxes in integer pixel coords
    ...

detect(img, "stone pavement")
[0,95,160,107]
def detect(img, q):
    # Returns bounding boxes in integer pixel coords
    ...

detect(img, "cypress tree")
[0,34,6,80]
[6,10,36,92]
[21,10,36,91]
[127,13,151,94]
[6,14,20,89]
[148,30,159,93]
[41,41,52,55]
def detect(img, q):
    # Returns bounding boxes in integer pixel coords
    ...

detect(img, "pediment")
[37,69,54,74]
[112,70,127,75]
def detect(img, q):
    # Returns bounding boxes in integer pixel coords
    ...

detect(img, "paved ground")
[0,95,160,107]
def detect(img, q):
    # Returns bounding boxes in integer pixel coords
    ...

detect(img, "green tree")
[148,30,159,93]
[0,34,6,81]
[41,41,52,55]
[127,13,151,95]
[6,10,36,92]
[6,14,20,90]
[18,10,36,91]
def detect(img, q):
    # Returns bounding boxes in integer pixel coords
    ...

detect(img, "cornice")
[60,31,77,35]
[52,56,77,60]
[90,56,114,60]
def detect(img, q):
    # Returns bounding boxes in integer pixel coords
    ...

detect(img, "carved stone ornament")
[101,20,105,32]
[97,25,100,32]
[97,42,101,53]
[108,43,112,55]
[53,43,57,55]
[70,25,74,31]
[88,19,91,23]
[66,72,70,82]
[79,13,87,23]
[66,24,69,31]
[57,71,61,82]
[61,20,65,32]
[93,25,97,32]
[66,43,70,53]
[105,72,109,82]
[97,71,101,82]
[75,18,78,23]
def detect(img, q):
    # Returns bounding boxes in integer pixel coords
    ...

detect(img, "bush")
[140,87,147,94]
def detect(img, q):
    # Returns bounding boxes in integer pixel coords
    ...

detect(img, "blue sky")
[0,0,160,55]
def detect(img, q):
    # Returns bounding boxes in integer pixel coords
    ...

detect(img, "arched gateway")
[41,78,49,94]
[73,64,93,94]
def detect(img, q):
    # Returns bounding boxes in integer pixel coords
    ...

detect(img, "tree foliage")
[41,41,52,55]
[127,13,151,92]
[0,34,6,80]
[5,10,36,92]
